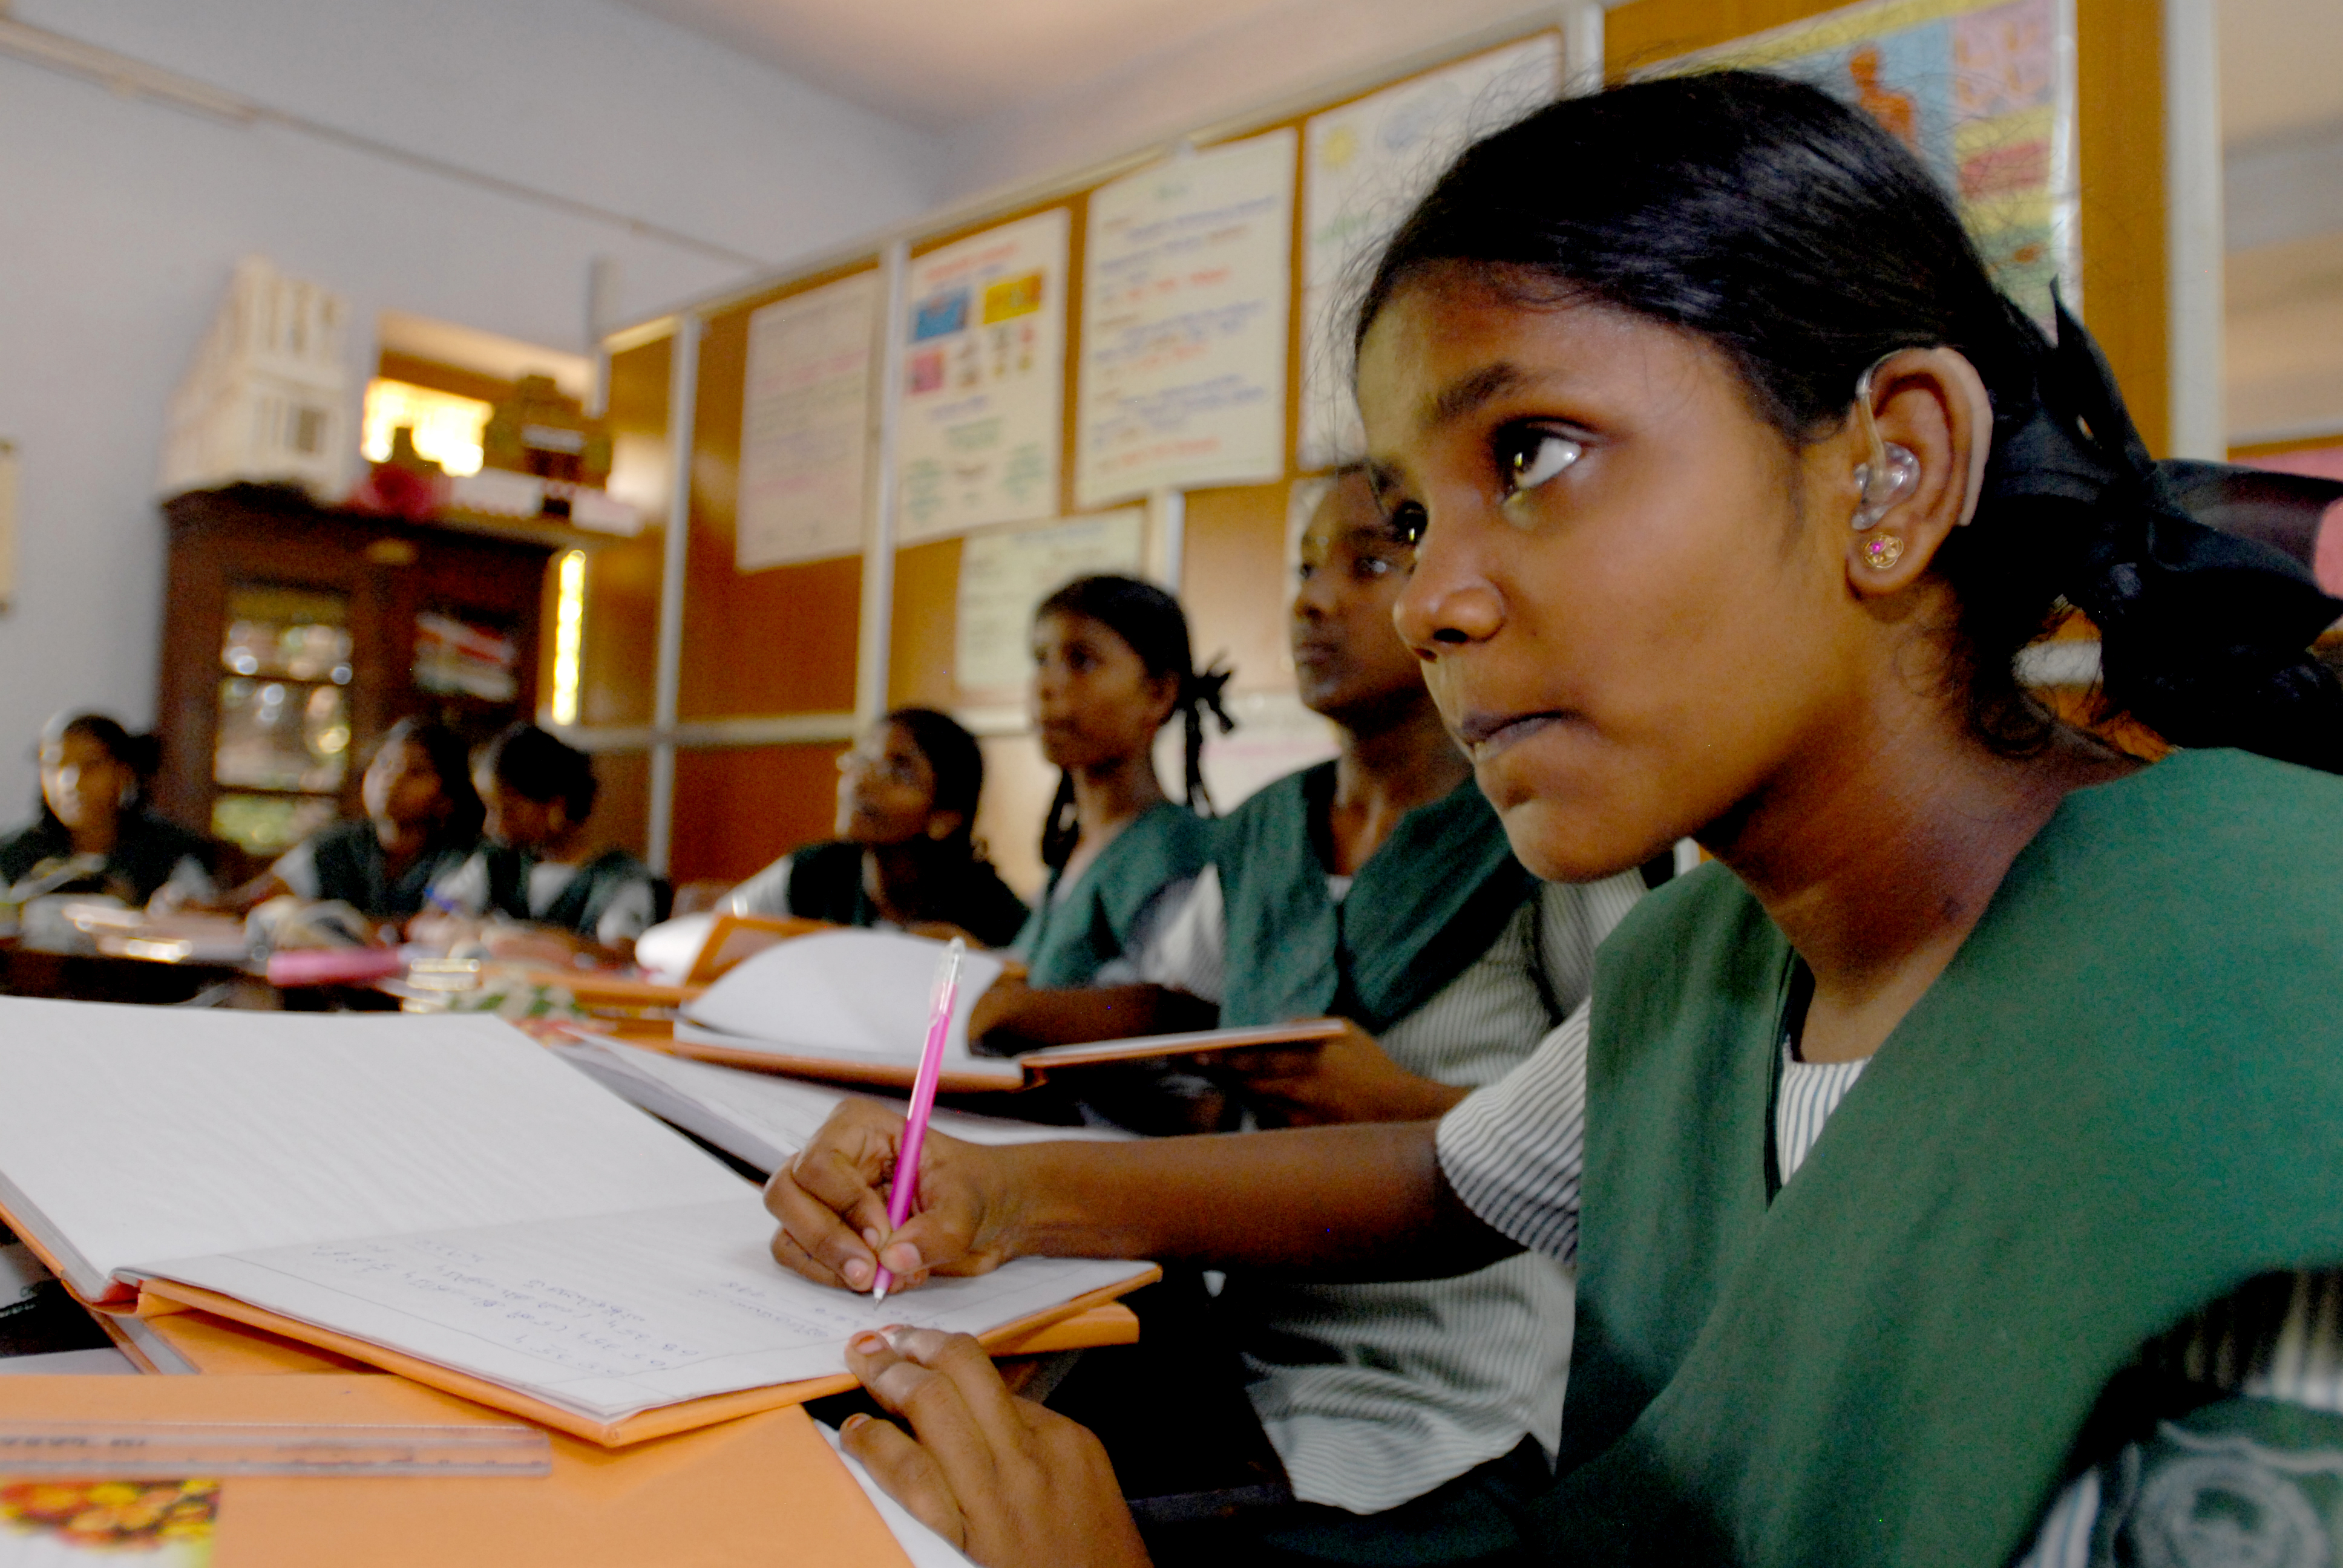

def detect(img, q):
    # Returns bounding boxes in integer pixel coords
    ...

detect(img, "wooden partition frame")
[584,0,2175,887]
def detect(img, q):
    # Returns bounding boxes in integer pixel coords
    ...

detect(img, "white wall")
[0,0,941,817]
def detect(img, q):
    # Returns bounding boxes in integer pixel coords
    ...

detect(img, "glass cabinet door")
[209,584,353,854]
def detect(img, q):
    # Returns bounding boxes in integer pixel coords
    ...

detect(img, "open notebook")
[674,927,1346,1091]
[0,998,1153,1445]
[556,1037,1136,1175]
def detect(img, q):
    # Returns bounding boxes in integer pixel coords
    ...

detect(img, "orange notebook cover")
[0,1376,911,1567]
[129,1270,1158,1447]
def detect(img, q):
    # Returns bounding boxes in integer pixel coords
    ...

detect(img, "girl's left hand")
[841,1326,1152,1568]
[1202,1021,1470,1126]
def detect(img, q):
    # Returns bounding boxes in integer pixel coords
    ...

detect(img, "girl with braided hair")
[1012,573,1234,990]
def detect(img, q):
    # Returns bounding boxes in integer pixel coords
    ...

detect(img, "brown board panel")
[1184,480,1297,696]
[1604,0,2169,452]
[667,742,852,886]
[584,747,652,861]
[677,273,874,720]
[580,338,670,728]
[889,536,965,710]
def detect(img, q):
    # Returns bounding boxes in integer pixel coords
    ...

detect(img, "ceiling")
[614,0,1311,128]
[621,0,2343,145]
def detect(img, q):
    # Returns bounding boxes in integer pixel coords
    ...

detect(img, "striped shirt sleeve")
[1434,1000,1590,1267]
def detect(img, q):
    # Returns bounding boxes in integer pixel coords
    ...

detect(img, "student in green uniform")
[765,73,2343,1568]
[1009,574,1231,991]
[0,713,214,906]
[224,717,482,921]
[722,708,1028,949]
[416,724,667,961]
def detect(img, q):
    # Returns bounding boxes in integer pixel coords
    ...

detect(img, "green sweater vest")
[1015,802,1214,988]
[1532,748,2343,1566]
[1214,763,1535,1033]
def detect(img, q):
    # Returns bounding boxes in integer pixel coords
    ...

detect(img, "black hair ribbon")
[1980,295,2343,769]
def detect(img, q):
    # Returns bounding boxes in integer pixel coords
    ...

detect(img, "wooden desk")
[0,942,255,1007]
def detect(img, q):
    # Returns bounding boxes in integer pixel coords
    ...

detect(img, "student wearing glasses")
[723,707,1028,950]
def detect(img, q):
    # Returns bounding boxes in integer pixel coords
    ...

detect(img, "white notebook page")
[680,929,1009,1067]
[0,998,748,1298]
[135,1197,1152,1423]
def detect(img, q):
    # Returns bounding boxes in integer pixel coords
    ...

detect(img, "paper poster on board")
[1298,35,1561,471]
[736,272,879,572]
[1640,0,2076,322]
[954,510,1145,692]
[1076,129,1297,509]
[897,211,1071,543]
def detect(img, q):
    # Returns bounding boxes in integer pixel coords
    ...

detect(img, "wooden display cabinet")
[153,483,558,878]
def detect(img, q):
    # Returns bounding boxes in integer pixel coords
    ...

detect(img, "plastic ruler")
[0,1420,552,1477]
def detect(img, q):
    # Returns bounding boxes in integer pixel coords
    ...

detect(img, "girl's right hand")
[763,1098,1017,1292]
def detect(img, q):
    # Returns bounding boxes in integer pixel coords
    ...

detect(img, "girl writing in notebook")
[770,73,2343,1568]
[1010,574,1231,991]
[719,708,1028,949]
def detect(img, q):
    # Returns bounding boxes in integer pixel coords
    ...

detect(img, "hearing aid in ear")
[1850,358,1920,530]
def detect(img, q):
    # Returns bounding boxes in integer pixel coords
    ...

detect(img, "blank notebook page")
[681,929,1008,1065]
[0,997,748,1296]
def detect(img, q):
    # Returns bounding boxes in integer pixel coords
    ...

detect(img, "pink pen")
[873,937,965,1302]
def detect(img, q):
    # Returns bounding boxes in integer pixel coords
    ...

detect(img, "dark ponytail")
[1032,575,1236,871]
[1357,70,2343,772]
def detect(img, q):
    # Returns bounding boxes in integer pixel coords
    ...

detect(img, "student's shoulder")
[128,809,215,863]
[301,818,377,855]
[1596,858,1769,967]
[1209,762,1327,839]
[0,818,60,878]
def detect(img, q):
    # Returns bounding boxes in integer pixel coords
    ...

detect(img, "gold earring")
[1861,534,1905,570]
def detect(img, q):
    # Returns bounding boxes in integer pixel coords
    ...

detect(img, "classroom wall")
[0,0,943,818]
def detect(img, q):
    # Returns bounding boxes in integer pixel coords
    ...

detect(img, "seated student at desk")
[0,713,214,906]
[718,707,1027,949]
[415,724,667,962]
[220,717,482,922]
[1013,573,1231,989]
[772,74,2343,1568]
[956,468,1645,1558]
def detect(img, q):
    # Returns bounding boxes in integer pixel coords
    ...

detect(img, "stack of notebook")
[0,996,1154,1446]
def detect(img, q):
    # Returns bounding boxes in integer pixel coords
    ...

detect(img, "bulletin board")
[1605,0,2169,451]
[589,2,2174,887]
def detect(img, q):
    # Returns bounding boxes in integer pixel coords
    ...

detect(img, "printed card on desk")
[0,996,1156,1446]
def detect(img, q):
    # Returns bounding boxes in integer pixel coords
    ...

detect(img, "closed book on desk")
[673,927,1345,1091]
[0,998,1155,1446]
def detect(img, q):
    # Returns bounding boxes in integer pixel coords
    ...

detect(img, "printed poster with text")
[954,510,1147,692]
[1643,0,2076,322]
[736,270,878,571]
[898,210,1070,543]
[1299,34,1560,470]
[1076,130,1297,509]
